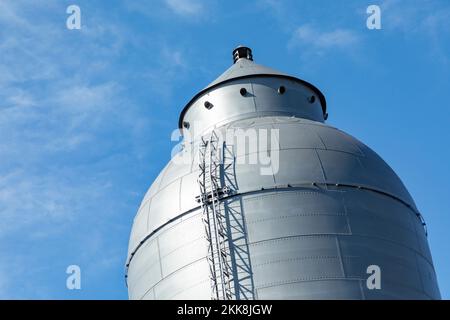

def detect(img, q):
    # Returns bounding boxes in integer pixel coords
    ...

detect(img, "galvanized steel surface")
[126,51,440,300]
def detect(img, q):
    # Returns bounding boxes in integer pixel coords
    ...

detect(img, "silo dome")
[125,47,440,300]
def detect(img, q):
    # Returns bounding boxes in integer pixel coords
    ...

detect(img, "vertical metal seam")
[250,81,257,113]
[156,237,164,278]
[239,196,256,300]
[178,176,182,213]
[415,252,427,295]
[359,280,366,300]
[342,193,353,235]
[335,236,346,278]
[145,198,152,237]
[269,122,277,185]
[314,148,328,182]
[314,130,327,150]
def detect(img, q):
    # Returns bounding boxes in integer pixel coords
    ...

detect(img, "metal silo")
[126,46,441,300]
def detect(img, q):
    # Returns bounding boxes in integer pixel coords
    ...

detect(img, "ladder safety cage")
[197,130,233,300]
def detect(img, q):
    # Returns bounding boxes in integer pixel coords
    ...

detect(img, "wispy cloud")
[137,43,193,103]
[0,169,107,236]
[289,25,360,56]
[380,0,450,65]
[381,0,450,34]
[0,0,204,298]
[126,0,210,21]
[0,1,149,298]
[165,0,204,16]
[256,1,362,58]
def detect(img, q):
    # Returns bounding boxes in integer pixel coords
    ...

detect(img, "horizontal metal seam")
[125,183,426,285]
[246,234,435,267]
[159,236,204,260]
[256,276,363,290]
[139,257,206,299]
[246,212,347,224]
[255,277,435,299]
[146,149,361,205]
[253,255,341,268]
[165,278,210,300]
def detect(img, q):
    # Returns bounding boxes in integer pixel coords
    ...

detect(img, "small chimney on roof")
[232,46,253,64]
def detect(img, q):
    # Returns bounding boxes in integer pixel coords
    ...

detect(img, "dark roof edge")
[178,74,327,130]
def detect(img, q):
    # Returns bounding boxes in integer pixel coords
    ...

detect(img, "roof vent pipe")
[232,46,253,63]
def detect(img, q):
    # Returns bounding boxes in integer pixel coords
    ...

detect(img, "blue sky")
[0,0,448,299]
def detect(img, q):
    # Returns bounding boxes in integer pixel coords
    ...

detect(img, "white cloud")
[126,0,208,20]
[0,0,203,299]
[290,25,360,55]
[0,1,137,252]
[379,0,450,65]
[165,0,204,16]
[0,1,30,26]
[0,1,133,156]
[140,44,191,102]
[380,0,450,34]
[0,169,102,236]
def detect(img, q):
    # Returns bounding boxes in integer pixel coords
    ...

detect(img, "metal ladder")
[197,130,233,300]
